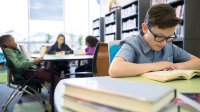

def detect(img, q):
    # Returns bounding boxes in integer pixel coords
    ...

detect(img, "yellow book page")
[141,70,200,82]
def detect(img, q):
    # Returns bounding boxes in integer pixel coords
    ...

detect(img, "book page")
[141,70,200,82]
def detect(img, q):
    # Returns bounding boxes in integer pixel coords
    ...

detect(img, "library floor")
[0,84,49,112]
[0,65,77,112]
[0,71,49,112]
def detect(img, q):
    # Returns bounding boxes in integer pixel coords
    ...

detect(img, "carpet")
[0,84,20,112]
[0,71,7,83]
[13,102,44,112]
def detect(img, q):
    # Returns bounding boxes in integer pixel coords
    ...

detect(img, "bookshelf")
[121,0,150,40]
[184,0,200,57]
[152,0,200,57]
[92,17,105,42]
[104,8,121,42]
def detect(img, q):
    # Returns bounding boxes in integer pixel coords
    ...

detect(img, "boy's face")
[142,23,176,51]
[6,37,17,49]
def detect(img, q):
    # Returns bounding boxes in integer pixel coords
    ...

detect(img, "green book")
[64,77,176,112]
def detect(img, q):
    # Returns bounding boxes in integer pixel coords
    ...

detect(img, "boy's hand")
[151,61,177,71]
[33,57,42,63]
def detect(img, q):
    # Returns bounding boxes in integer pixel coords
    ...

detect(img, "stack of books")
[174,93,200,111]
[62,77,176,112]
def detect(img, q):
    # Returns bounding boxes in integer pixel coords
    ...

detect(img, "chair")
[108,40,121,64]
[0,51,6,71]
[93,42,109,76]
[19,44,28,59]
[0,45,47,112]
[68,42,110,77]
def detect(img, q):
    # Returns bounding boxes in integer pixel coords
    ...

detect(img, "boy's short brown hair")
[145,4,181,29]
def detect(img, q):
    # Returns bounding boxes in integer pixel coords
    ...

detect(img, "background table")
[41,54,93,112]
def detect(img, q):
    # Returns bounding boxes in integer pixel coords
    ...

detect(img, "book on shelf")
[174,93,200,112]
[63,95,128,112]
[141,70,200,82]
[64,77,176,112]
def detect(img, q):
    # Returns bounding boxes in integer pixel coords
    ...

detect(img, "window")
[0,0,100,53]
[0,0,28,42]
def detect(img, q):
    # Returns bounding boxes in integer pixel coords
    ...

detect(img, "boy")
[0,35,60,83]
[109,4,200,77]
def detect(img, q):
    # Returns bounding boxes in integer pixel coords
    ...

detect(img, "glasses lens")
[155,36,166,42]
[166,37,176,42]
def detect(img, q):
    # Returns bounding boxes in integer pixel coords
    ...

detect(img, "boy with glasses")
[109,4,200,77]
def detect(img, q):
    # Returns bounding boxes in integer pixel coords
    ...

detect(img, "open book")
[141,70,200,82]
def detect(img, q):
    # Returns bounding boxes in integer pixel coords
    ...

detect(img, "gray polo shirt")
[116,34,190,63]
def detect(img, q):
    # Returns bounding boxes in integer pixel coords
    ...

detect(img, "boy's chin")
[153,47,162,51]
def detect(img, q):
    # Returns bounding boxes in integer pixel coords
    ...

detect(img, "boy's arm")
[5,49,35,70]
[175,55,200,70]
[109,57,177,77]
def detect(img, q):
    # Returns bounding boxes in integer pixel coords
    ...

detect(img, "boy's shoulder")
[121,34,143,48]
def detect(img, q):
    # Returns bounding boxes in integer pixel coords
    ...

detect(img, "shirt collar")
[138,34,152,53]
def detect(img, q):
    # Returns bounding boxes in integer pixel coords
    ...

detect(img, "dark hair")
[85,36,98,47]
[144,4,181,29]
[0,35,12,48]
[55,34,66,46]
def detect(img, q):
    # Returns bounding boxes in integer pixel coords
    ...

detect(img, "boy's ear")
[141,23,148,34]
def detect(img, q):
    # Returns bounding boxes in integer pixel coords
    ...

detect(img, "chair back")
[108,40,121,64]
[93,43,109,76]
[19,44,28,59]
[0,51,6,70]
[0,45,15,85]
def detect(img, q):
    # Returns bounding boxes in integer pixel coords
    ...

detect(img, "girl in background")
[48,34,73,76]
[75,35,98,77]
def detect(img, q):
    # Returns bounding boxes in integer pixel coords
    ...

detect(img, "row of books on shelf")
[104,35,115,43]
[105,13,115,24]
[93,29,99,37]
[105,24,116,34]
[93,20,100,28]
[152,0,182,4]
[175,24,184,38]
[122,31,138,39]
[119,0,138,7]
[121,4,137,19]
[122,18,137,31]
[175,5,184,19]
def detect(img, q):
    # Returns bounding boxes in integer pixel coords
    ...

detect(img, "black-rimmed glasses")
[148,27,177,43]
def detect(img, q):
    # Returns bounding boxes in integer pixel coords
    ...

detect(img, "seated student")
[47,34,73,75]
[109,4,200,77]
[75,35,98,77]
[0,34,60,85]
